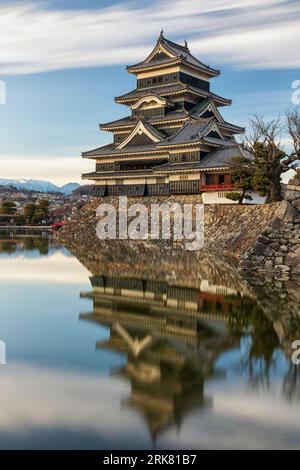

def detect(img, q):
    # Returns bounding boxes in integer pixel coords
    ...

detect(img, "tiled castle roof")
[127,35,220,77]
[115,83,231,106]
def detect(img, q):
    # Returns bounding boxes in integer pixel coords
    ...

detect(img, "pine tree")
[0,200,17,215]
[226,156,255,204]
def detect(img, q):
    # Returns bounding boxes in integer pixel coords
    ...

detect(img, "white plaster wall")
[243,191,266,205]
[202,191,238,205]
[203,191,266,205]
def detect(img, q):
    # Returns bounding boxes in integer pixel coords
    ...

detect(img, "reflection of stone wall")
[63,236,253,298]
[245,274,300,361]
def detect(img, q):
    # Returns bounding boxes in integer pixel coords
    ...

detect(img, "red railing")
[201,184,234,192]
[51,221,65,233]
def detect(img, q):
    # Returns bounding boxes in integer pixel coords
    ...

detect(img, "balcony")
[201,184,234,192]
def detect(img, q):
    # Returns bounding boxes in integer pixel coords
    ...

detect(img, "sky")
[0,0,299,186]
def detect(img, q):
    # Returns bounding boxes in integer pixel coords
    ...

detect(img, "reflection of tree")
[282,363,300,403]
[33,238,49,255]
[0,237,50,255]
[0,241,17,253]
[23,237,49,255]
[231,305,280,390]
[23,238,36,251]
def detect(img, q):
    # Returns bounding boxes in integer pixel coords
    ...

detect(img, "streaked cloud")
[0,0,299,75]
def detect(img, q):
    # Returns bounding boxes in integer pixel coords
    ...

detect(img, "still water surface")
[0,233,300,449]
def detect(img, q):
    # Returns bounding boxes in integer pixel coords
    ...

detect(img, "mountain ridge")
[0,178,80,195]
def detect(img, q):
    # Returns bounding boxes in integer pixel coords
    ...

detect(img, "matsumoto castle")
[82,31,254,203]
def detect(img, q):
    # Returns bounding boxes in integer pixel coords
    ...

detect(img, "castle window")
[133,107,165,118]
[179,72,210,91]
[96,163,114,172]
[137,72,180,89]
[169,151,200,163]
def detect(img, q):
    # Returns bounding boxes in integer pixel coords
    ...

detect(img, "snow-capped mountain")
[0,178,80,195]
[59,182,81,195]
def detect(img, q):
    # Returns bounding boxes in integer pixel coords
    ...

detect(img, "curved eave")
[115,87,189,104]
[100,117,189,132]
[82,171,153,180]
[158,141,202,150]
[115,87,231,106]
[219,123,245,134]
[127,58,181,73]
[200,138,228,148]
[127,58,220,77]
[155,165,229,175]
[82,173,101,180]
[211,95,231,107]
[100,123,134,132]
[82,150,168,159]
[153,117,189,126]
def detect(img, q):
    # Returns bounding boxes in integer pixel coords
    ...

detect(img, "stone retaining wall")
[240,182,300,275]
[58,192,300,275]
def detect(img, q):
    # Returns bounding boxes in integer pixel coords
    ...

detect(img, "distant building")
[83,32,248,201]
[0,214,17,226]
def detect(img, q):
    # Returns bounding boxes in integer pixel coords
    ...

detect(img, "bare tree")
[286,109,300,160]
[243,113,299,202]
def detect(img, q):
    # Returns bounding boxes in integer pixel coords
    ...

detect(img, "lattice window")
[169,180,199,194]
[96,163,114,172]
[169,151,200,163]
[137,72,179,89]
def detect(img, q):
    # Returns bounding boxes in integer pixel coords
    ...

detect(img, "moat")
[1,232,300,449]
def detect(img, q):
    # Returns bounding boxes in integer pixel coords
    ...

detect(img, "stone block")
[251,243,268,256]
[292,199,300,212]
[264,260,274,270]
[285,253,300,267]
[274,264,291,272]
[257,235,272,245]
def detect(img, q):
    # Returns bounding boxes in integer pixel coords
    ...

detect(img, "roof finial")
[184,40,189,49]
[160,29,164,38]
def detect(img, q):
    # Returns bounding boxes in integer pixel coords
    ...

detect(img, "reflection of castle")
[81,276,254,346]
[80,275,257,441]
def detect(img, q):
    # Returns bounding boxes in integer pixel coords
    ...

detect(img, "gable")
[201,109,214,119]
[144,41,176,64]
[206,130,223,139]
[193,100,225,124]
[124,133,155,146]
[148,51,170,63]
[204,123,224,140]
[117,120,163,149]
